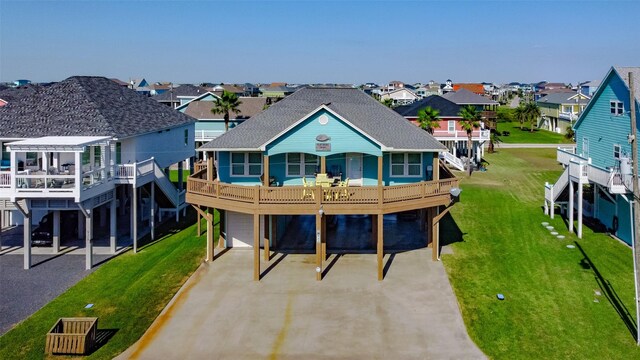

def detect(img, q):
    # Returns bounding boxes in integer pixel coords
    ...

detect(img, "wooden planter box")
[45,317,98,355]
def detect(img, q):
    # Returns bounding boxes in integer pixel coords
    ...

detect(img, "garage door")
[226,211,264,248]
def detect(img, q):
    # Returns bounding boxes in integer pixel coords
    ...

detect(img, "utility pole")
[629,71,640,345]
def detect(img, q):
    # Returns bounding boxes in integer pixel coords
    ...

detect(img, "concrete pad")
[120,249,485,359]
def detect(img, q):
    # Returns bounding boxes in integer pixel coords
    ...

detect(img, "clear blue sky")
[1,0,638,85]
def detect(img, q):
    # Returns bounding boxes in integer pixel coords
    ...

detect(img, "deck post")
[207,153,214,181]
[52,210,60,254]
[426,208,433,248]
[577,178,583,239]
[321,156,326,174]
[568,180,574,234]
[316,212,322,281]
[264,215,270,261]
[206,208,214,262]
[23,211,31,270]
[85,211,93,270]
[321,214,327,263]
[432,209,438,261]
[178,161,184,191]
[377,212,384,281]
[371,214,377,248]
[150,182,155,241]
[110,190,117,254]
[263,155,270,186]
[218,209,226,248]
[133,185,138,253]
[197,210,201,236]
[254,213,260,281]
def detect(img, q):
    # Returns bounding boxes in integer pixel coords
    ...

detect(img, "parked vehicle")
[31,212,78,246]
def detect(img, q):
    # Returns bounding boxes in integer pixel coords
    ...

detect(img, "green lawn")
[443,148,639,359]
[496,121,574,144]
[0,211,215,360]
[169,169,191,183]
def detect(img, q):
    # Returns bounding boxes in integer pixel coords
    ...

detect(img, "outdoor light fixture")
[316,267,322,273]
[318,206,324,216]
[450,187,462,198]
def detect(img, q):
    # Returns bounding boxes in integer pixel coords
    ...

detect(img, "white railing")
[0,171,10,188]
[153,161,183,207]
[568,159,588,183]
[557,146,580,165]
[195,130,224,141]
[81,167,107,189]
[545,167,569,203]
[441,151,465,171]
[116,158,185,208]
[432,129,490,141]
[587,164,614,187]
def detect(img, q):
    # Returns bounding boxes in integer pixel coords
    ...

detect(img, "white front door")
[346,153,363,186]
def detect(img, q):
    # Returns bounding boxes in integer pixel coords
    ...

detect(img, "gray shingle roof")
[614,66,640,103]
[536,92,590,105]
[442,88,498,105]
[201,87,445,151]
[394,95,461,118]
[151,84,209,102]
[0,76,195,138]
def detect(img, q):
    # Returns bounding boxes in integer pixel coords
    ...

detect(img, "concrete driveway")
[120,249,485,359]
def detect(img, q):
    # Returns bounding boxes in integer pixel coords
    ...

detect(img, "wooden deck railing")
[187,178,459,208]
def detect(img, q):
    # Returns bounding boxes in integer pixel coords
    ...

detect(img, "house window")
[115,142,122,164]
[448,121,455,133]
[94,146,101,167]
[610,101,624,115]
[614,144,621,159]
[286,153,319,176]
[231,152,262,176]
[1,143,9,161]
[26,152,38,167]
[390,153,422,177]
[184,129,189,146]
[562,105,572,113]
[582,138,589,159]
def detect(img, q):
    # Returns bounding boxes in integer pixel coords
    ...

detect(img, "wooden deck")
[186,177,458,215]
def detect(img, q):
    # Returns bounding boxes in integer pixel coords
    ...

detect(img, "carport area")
[119,248,485,359]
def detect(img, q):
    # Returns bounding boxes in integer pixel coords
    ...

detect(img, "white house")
[0,76,195,270]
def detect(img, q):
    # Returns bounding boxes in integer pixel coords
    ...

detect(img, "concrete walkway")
[119,249,485,360]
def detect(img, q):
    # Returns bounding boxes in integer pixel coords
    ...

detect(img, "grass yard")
[442,148,639,359]
[0,211,216,360]
[496,121,573,144]
[169,169,191,183]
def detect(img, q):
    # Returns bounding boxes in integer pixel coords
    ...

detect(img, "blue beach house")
[544,66,640,245]
[186,87,460,281]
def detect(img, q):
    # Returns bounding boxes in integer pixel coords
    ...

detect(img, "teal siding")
[266,109,382,157]
[596,192,632,246]
[575,71,637,170]
[217,151,262,185]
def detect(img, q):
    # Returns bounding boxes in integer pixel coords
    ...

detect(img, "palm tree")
[525,102,541,132]
[417,106,440,134]
[211,90,243,132]
[381,98,394,108]
[458,105,482,176]
[514,104,527,130]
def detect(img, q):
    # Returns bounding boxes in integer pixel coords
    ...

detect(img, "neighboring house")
[534,82,569,100]
[175,92,267,149]
[187,87,459,281]
[442,89,500,129]
[543,66,640,246]
[414,81,442,98]
[0,76,195,270]
[152,84,209,108]
[243,83,260,97]
[441,79,454,93]
[13,80,31,87]
[394,96,490,170]
[259,85,296,98]
[452,83,485,95]
[579,80,601,97]
[150,83,172,96]
[212,84,245,97]
[111,78,130,87]
[379,88,419,106]
[129,78,151,96]
[536,91,591,133]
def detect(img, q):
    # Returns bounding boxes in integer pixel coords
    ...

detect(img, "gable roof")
[574,66,640,130]
[200,87,445,151]
[536,92,590,105]
[0,76,195,139]
[452,83,485,94]
[184,97,268,120]
[442,88,498,105]
[394,95,461,118]
[152,84,209,102]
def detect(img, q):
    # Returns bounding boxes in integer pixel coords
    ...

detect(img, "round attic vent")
[318,114,329,125]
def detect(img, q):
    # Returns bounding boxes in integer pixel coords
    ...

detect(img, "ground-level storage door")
[225,211,264,248]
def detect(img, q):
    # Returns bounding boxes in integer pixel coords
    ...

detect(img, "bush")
[496,107,514,123]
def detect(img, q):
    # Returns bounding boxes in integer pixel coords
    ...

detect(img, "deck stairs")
[442,151,465,171]
[545,167,569,204]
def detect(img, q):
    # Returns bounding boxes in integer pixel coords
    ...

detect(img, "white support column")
[577,180,583,239]
[52,210,60,253]
[78,210,85,240]
[23,211,31,270]
[150,182,155,241]
[85,211,93,270]
[133,185,138,253]
[110,189,117,254]
[569,180,574,234]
